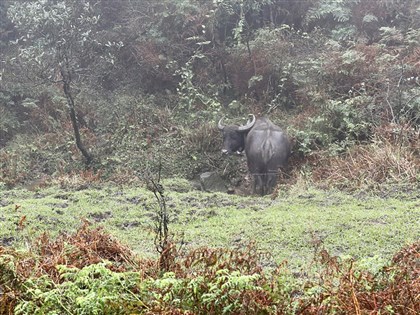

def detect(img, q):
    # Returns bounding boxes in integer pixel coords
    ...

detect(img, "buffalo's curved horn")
[238,114,256,131]
[218,117,225,130]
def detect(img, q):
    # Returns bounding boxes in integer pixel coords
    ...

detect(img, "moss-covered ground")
[1,181,418,272]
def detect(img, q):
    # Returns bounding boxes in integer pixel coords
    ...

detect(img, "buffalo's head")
[217,114,256,154]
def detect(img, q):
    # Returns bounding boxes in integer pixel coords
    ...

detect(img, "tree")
[7,0,120,165]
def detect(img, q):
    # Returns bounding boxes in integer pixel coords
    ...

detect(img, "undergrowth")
[311,124,419,190]
[0,223,418,314]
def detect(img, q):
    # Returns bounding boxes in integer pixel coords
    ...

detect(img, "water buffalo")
[218,114,291,195]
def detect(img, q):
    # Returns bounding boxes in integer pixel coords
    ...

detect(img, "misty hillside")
[0,0,418,191]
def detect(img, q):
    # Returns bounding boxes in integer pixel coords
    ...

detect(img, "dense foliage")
[0,223,418,314]
[0,0,419,188]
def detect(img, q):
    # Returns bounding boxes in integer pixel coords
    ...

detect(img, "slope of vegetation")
[0,0,418,189]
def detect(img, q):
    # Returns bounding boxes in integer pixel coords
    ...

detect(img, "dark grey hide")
[218,115,291,195]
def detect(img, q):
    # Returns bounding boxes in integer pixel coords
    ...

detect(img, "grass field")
[1,180,419,272]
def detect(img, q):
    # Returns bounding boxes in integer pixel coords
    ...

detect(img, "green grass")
[0,183,419,272]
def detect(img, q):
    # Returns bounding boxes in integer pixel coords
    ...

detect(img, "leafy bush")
[291,96,372,156]
[15,263,143,315]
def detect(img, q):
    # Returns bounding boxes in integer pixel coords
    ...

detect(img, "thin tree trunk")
[60,65,93,166]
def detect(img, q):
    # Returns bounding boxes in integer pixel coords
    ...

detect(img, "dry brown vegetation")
[311,124,419,190]
[1,223,419,314]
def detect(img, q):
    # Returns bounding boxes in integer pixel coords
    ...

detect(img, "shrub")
[15,263,144,315]
[312,130,419,190]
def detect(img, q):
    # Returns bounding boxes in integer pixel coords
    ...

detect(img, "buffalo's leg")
[267,173,278,194]
[253,174,264,195]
